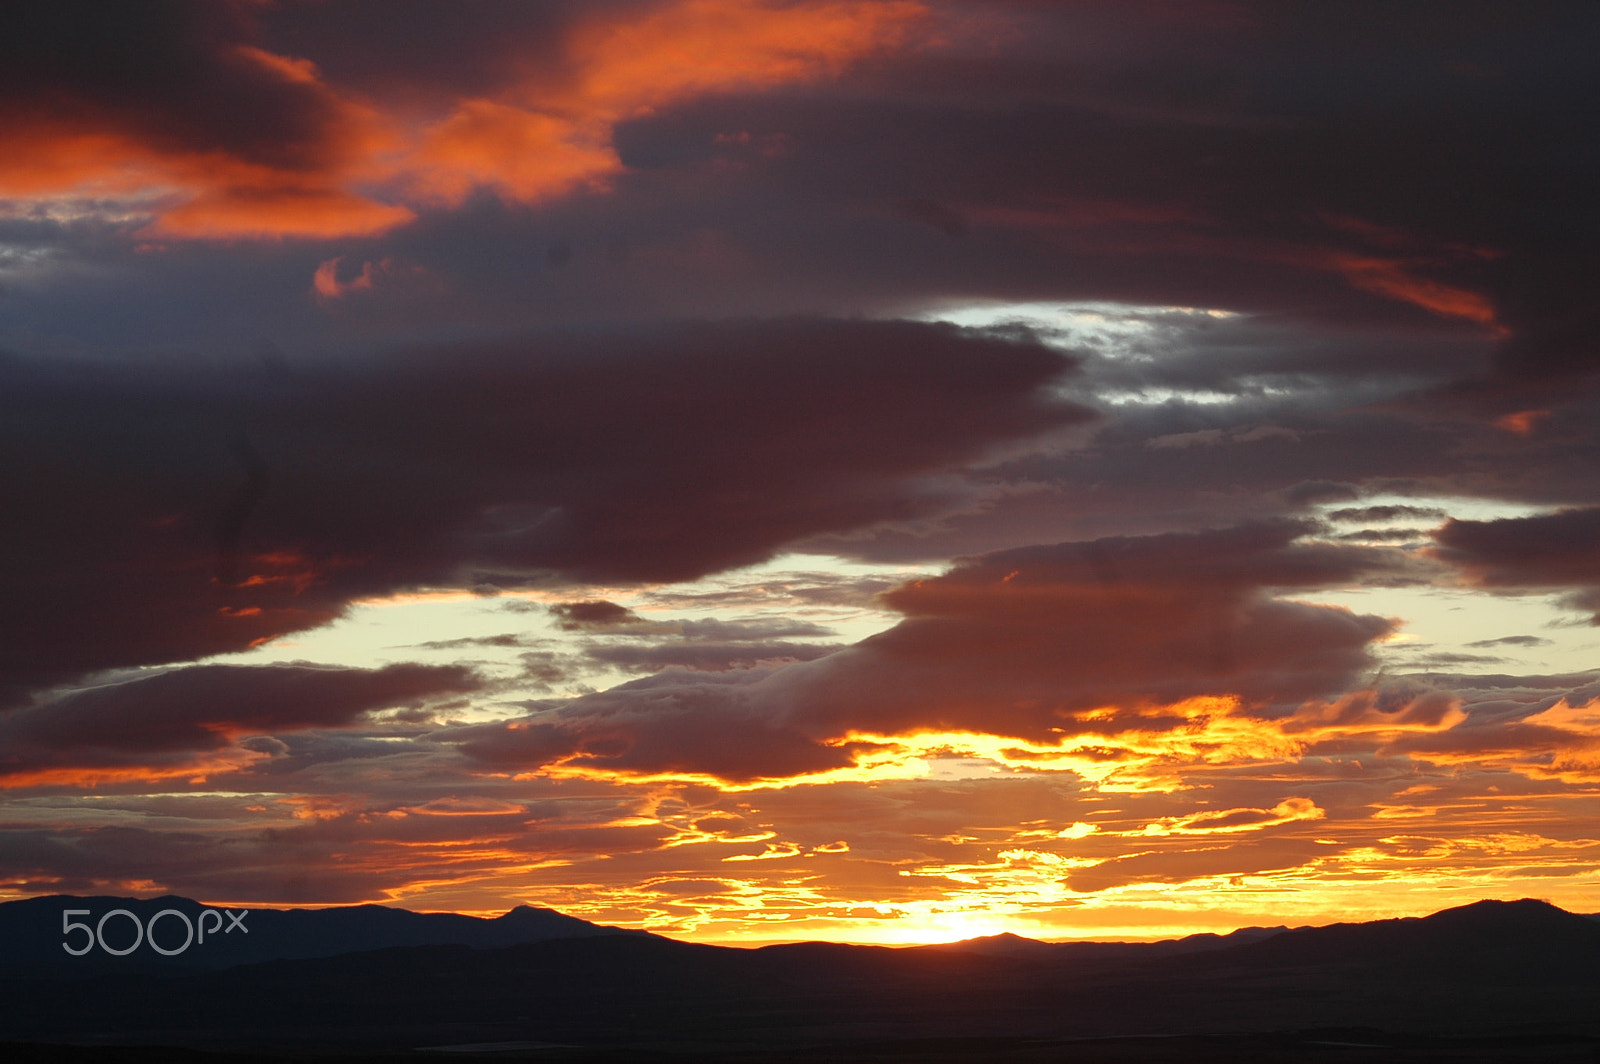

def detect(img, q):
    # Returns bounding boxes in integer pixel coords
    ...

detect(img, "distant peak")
[1426,897,1570,921]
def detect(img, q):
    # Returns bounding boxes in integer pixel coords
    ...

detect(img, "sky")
[2,0,1599,945]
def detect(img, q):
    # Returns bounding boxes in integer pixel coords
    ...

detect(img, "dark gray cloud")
[1329,505,1450,524]
[0,662,481,781]
[1434,508,1600,620]
[0,1,350,170]
[412,633,527,650]
[1466,635,1554,649]
[550,601,645,630]
[3,1,1592,386]
[586,641,841,673]
[0,319,1081,703]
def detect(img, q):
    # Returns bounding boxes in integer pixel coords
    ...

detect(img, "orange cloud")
[1395,697,1600,784]
[568,0,926,118]
[1137,797,1324,836]
[2,0,928,238]
[457,524,1398,791]
[313,256,368,298]
[0,750,270,791]
[0,128,162,197]
[408,0,926,207]
[723,842,804,861]
[1493,409,1551,435]
[1281,687,1467,744]
[151,181,414,240]
[0,37,408,240]
[0,663,481,792]
[1327,252,1500,328]
[403,797,528,817]
[406,101,617,205]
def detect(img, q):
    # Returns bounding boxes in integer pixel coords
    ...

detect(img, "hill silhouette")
[0,893,642,979]
[921,923,1291,962]
[1201,898,1600,981]
[0,896,1596,1056]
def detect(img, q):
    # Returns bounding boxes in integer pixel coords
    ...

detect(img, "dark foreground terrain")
[3,897,1598,1062]
[4,1032,1600,1064]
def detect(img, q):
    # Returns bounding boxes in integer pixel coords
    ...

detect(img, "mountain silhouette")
[1195,898,1600,981]
[0,896,1597,1056]
[921,923,1291,961]
[0,893,643,978]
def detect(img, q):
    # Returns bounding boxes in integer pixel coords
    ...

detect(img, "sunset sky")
[3,0,1599,945]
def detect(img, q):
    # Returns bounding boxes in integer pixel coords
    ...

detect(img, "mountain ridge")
[0,892,646,978]
[3,895,1596,1052]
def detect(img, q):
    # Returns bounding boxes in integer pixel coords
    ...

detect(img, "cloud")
[1279,685,1466,746]
[405,0,927,206]
[1434,508,1600,620]
[847,521,1398,718]
[0,773,675,904]
[1387,696,1600,785]
[1063,836,1328,895]
[5,1,1600,940]
[0,319,1081,703]
[413,634,527,651]
[451,521,1401,784]
[596,0,1591,381]
[1145,428,1226,450]
[451,667,850,784]
[1435,507,1600,585]
[0,0,927,239]
[1328,506,1448,524]
[0,1,409,238]
[311,256,425,299]
[1145,426,1300,450]
[562,607,844,671]
[1465,635,1552,649]
[550,601,646,630]
[552,610,839,641]
[1324,252,1500,328]
[8,1,1595,399]
[0,663,481,788]
[1138,797,1325,836]
[672,617,836,641]
[586,641,841,672]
